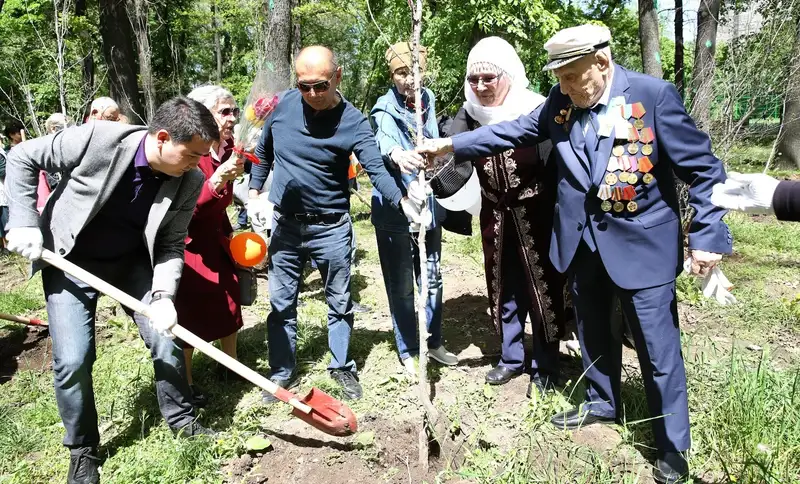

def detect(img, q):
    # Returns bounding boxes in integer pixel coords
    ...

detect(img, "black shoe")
[171,421,216,438]
[550,406,616,430]
[330,369,362,400]
[485,365,522,385]
[351,301,372,313]
[653,451,690,484]
[526,376,557,398]
[261,377,297,404]
[68,447,101,484]
[189,384,208,408]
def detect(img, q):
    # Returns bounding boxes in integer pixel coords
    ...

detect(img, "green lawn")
[0,180,798,483]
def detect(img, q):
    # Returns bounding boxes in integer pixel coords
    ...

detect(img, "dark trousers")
[498,248,559,381]
[569,242,690,452]
[266,212,355,380]
[42,253,194,448]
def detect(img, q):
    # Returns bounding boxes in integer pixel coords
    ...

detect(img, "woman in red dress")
[178,85,245,406]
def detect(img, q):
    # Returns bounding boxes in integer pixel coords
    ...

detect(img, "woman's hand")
[209,156,244,191]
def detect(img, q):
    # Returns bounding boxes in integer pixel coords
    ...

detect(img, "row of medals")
[555,102,656,214]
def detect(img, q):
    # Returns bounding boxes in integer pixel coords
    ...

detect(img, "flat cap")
[543,24,611,71]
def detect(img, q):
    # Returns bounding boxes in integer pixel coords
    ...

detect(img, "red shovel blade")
[290,387,358,437]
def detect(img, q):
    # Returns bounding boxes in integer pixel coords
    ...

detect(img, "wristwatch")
[150,291,174,303]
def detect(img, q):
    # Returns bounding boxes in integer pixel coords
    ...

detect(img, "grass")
[0,150,799,482]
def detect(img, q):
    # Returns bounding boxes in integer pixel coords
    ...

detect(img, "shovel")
[0,312,48,327]
[40,249,357,437]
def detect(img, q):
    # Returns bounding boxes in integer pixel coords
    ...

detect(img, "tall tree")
[638,0,664,78]
[129,0,156,121]
[775,16,800,169]
[674,0,685,98]
[692,0,723,131]
[213,0,222,82]
[99,0,143,122]
[262,0,292,89]
[74,0,94,120]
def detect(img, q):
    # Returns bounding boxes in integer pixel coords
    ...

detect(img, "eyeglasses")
[297,71,337,93]
[467,73,503,87]
[218,107,240,117]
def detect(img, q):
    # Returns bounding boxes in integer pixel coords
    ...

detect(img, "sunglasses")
[297,71,337,93]
[218,107,240,117]
[467,72,503,87]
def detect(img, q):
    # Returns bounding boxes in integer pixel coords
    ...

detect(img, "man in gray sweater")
[5,97,218,484]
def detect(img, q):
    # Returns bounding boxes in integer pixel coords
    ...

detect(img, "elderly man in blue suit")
[419,24,731,484]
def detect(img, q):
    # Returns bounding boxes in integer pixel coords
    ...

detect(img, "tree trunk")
[261,0,292,90]
[0,0,5,14]
[638,0,663,78]
[691,0,723,131]
[674,0,685,98]
[774,18,800,169]
[213,0,222,82]
[75,0,94,121]
[291,0,301,82]
[128,0,156,122]
[99,0,143,123]
[53,0,70,115]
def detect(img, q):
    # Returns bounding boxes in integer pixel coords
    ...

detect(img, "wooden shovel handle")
[40,249,311,414]
[0,312,48,326]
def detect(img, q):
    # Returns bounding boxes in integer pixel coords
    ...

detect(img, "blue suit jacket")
[452,65,732,290]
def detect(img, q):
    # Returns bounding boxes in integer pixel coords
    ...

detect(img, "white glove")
[406,179,430,206]
[683,258,737,305]
[246,198,268,226]
[148,298,177,339]
[400,197,432,230]
[390,148,426,174]
[6,227,44,260]
[710,172,781,214]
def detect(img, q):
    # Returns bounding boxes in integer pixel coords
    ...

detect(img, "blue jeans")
[42,253,194,448]
[375,226,443,360]
[267,212,356,380]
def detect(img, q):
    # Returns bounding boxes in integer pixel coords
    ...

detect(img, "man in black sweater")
[249,46,424,400]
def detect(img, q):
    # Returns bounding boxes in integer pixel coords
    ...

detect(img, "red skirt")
[175,244,243,347]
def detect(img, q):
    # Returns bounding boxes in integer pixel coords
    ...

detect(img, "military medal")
[639,127,654,156]
[631,102,646,128]
[607,156,621,172]
[612,144,625,157]
[613,202,625,213]
[618,171,629,183]
[598,184,613,212]
[627,143,639,155]
[643,173,655,184]
[560,104,575,132]
[627,172,638,184]
[623,186,636,200]
[605,172,618,185]
[638,156,654,173]
[627,201,639,212]
[555,115,565,124]
[619,155,631,171]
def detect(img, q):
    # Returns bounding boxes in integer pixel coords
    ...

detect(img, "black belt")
[276,209,346,225]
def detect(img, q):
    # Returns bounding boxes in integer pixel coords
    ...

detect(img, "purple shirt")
[69,135,166,261]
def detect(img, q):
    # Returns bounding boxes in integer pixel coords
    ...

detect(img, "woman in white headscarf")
[446,37,568,397]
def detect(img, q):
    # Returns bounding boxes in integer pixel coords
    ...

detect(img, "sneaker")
[330,369,363,400]
[189,384,208,408]
[429,345,459,366]
[67,447,100,484]
[261,377,297,405]
[401,357,418,381]
[171,421,216,438]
